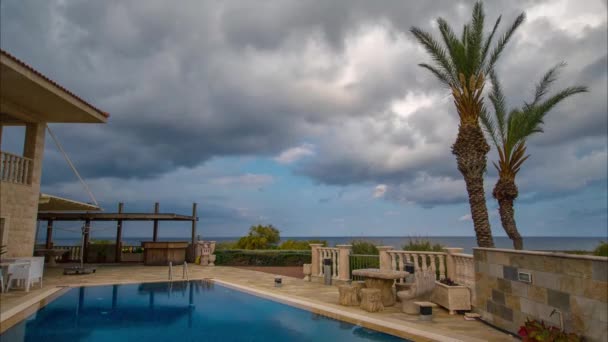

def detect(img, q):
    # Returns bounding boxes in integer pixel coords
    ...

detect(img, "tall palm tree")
[411,2,525,247]
[481,66,587,249]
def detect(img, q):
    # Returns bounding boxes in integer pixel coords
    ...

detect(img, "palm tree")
[481,65,587,249]
[411,2,525,247]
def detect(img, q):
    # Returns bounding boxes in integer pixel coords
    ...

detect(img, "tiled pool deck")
[0,265,516,341]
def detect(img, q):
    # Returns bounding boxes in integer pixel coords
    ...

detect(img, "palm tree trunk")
[493,178,523,250]
[452,123,495,248]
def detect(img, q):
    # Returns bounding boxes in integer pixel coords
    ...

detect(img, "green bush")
[215,241,238,250]
[402,238,444,252]
[236,225,281,250]
[594,241,608,257]
[215,250,311,266]
[279,239,327,250]
[351,240,379,255]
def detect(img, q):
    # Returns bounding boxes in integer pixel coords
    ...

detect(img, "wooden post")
[153,202,160,242]
[45,220,54,249]
[190,203,197,262]
[83,219,91,263]
[115,203,124,262]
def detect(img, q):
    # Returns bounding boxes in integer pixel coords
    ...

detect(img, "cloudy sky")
[1,0,606,239]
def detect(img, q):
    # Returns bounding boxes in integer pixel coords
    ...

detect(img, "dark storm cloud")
[1,0,606,207]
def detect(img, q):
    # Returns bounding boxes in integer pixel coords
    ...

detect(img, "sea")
[38,236,606,254]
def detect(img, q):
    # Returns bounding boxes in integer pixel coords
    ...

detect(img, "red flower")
[518,326,528,337]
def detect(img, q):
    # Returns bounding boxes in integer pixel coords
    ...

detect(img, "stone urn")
[208,254,216,266]
[303,263,312,281]
[430,280,471,314]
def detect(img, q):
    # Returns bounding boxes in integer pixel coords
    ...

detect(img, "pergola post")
[190,203,197,262]
[45,220,54,249]
[115,202,124,262]
[83,219,91,263]
[153,202,160,242]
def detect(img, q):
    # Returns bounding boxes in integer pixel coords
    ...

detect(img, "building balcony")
[0,150,32,185]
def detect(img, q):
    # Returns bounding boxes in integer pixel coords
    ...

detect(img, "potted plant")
[518,319,582,342]
[430,278,471,314]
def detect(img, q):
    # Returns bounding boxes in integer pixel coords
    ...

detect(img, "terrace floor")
[0,264,516,342]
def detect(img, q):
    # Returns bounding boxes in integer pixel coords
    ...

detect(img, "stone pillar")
[443,247,464,279]
[336,244,352,281]
[23,123,46,186]
[377,246,394,271]
[309,244,323,276]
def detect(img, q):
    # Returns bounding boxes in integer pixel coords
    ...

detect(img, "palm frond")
[527,62,566,108]
[488,70,508,143]
[438,18,466,83]
[418,63,452,87]
[481,16,502,65]
[484,12,526,75]
[410,27,457,85]
[480,108,500,148]
[536,86,588,116]
[467,2,485,75]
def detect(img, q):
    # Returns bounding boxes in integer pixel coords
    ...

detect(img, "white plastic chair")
[6,257,44,292]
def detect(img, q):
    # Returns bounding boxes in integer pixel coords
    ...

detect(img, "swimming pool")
[2,280,408,341]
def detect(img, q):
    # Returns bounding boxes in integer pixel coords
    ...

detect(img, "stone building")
[0,50,108,257]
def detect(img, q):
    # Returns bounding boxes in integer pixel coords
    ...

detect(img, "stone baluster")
[429,254,437,279]
[336,245,352,281]
[438,254,446,279]
[378,246,394,271]
[443,247,464,280]
[310,244,323,277]
[332,250,338,278]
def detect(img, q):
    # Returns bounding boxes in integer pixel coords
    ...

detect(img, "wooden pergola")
[37,202,198,262]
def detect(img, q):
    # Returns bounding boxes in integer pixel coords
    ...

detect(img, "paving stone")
[592,260,608,282]
[547,289,570,311]
[503,266,518,281]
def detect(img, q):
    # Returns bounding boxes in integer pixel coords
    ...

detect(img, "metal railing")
[349,254,379,281]
[1,151,32,184]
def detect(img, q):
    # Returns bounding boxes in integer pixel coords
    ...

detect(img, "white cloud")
[373,184,388,198]
[274,144,315,164]
[458,214,472,221]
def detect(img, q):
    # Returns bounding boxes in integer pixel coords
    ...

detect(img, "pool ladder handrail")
[168,261,189,281]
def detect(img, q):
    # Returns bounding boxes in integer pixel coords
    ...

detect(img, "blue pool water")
[2,281,407,341]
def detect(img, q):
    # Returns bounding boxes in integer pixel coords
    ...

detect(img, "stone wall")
[474,248,607,342]
[0,123,45,257]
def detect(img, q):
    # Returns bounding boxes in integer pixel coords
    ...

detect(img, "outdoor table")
[351,268,408,306]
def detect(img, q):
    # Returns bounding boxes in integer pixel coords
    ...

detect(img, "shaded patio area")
[0,264,516,341]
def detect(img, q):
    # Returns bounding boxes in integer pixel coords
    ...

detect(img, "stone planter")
[303,263,312,281]
[430,281,471,314]
[209,254,216,266]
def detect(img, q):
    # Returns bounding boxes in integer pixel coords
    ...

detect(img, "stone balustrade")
[310,244,351,282]
[381,248,447,281]
[1,151,32,185]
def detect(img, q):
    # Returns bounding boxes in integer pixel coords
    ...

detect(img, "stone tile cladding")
[474,248,607,342]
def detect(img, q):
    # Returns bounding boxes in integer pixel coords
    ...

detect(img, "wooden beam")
[115,202,124,262]
[45,220,53,249]
[83,219,91,263]
[152,202,159,242]
[37,212,195,221]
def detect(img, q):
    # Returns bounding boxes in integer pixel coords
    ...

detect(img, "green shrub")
[279,239,327,250]
[594,241,608,257]
[235,225,280,250]
[402,238,444,252]
[351,240,379,255]
[215,250,311,266]
[215,241,238,250]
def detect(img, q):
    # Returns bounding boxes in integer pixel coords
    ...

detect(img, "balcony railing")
[1,151,32,185]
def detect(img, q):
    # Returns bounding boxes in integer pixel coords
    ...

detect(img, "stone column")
[309,244,323,276]
[443,247,464,279]
[336,244,352,281]
[378,246,394,271]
